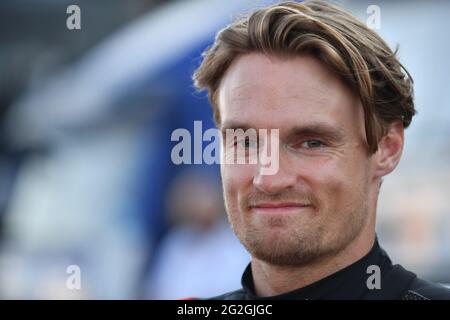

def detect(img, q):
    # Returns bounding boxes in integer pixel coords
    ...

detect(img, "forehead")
[217,53,363,133]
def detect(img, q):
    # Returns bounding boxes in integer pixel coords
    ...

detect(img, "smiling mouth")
[249,202,312,214]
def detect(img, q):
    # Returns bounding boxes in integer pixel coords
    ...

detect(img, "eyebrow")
[287,124,346,142]
[220,121,253,136]
[220,121,346,142]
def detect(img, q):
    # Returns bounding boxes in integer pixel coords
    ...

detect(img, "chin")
[241,227,324,266]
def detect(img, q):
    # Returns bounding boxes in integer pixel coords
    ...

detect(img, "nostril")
[252,171,296,194]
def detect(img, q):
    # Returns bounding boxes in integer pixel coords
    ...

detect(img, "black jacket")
[208,239,450,300]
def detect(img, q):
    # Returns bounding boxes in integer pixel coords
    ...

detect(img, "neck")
[251,223,376,297]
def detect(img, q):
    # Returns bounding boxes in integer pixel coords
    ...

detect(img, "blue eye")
[302,140,324,148]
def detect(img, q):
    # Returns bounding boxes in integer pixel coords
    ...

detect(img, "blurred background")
[0,0,448,299]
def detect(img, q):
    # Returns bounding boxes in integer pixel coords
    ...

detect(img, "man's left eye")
[302,140,324,148]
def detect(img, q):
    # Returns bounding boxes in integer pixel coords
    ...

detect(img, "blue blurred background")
[0,0,448,299]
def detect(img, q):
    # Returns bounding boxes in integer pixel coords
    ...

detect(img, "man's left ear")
[373,121,404,178]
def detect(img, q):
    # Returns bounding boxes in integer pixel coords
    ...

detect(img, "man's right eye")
[235,138,257,149]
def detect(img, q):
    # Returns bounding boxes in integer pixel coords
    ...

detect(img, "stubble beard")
[225,189,369,267]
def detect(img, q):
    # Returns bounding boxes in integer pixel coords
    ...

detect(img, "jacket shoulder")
[205,288,247,300]
[402,277,450,300]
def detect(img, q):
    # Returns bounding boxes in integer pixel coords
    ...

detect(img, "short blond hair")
[193,0,416,153]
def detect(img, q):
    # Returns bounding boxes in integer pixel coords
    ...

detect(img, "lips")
[249,202,312,214]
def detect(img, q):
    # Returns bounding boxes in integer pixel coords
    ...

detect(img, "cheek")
[221,164,255,208]
[297,156,366,207]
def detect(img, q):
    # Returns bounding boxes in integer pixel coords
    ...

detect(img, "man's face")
[218,53,376,266]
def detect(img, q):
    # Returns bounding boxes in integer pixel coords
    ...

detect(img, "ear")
[373,122,404,178]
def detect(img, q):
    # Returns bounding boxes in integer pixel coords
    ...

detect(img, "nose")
[252,154,296,194]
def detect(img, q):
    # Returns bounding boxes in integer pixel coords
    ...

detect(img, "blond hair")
[193,0,416,153]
